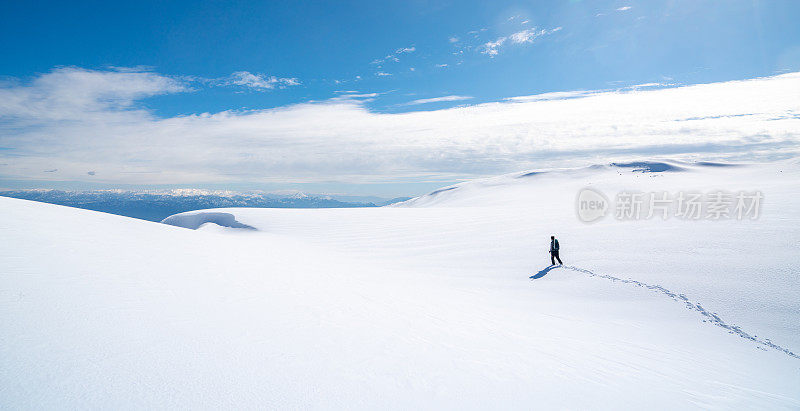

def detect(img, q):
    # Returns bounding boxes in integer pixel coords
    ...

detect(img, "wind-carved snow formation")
[161,212,256,230]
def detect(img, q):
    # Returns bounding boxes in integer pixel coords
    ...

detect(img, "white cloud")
[0,66,187,121]
[449,36,459,43]
[509,28,546,43]
[628,82,671,89]
[1,68,798,185]
[371,46,416,65]
[617,6,632,11]
[227,71,300,90]
[504,90,597,102]
[482,27,561,57]
[409,67,416,72]
[435,64,448,68]
[400,95,473,106]
[521,20,530,25]
[334,92,379,99]
[375,72,392,77]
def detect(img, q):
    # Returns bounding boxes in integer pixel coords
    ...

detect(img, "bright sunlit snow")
[3,160,799,408]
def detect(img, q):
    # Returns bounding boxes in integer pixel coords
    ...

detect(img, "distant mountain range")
[0,189,411,222]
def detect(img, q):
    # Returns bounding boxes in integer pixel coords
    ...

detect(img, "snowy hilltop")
[3,160,800,409]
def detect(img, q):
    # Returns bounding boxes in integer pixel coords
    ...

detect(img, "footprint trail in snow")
[548,265,799,360]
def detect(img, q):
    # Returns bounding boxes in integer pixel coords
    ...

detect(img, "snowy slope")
[3,160,800,409]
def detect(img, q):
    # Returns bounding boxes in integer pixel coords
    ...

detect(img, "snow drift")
[160,211,256,230]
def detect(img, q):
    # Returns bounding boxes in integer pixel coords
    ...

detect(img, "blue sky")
[1,0,799,196]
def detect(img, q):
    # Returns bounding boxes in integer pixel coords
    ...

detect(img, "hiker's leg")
[555,251,563,265]
[551,252,556,265]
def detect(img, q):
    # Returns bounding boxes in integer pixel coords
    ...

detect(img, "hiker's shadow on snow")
[530,265,557,280]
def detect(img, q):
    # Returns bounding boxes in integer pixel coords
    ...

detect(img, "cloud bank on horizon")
[0,67,799,186]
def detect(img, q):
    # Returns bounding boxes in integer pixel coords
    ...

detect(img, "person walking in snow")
[550,235,563,266]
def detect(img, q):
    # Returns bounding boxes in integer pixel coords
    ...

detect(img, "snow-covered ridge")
[393,159,743,207]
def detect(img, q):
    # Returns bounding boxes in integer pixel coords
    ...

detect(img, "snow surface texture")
[2,160,800,409]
